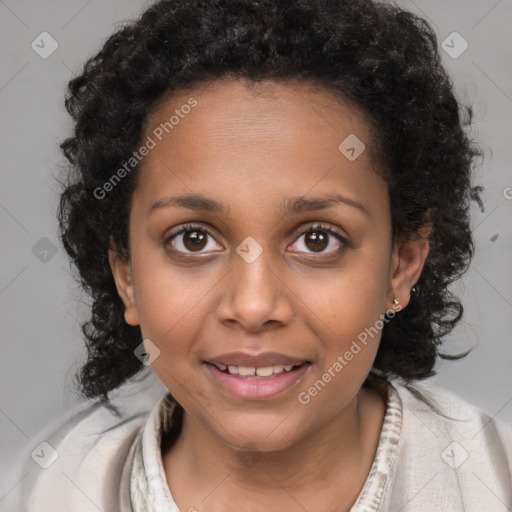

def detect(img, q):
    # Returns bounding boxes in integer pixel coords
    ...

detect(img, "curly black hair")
[57,0,483,405]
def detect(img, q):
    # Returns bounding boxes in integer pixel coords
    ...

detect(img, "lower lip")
[205,363,311,399]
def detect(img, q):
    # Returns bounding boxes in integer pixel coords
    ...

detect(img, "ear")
[108,240,140,326]
[387,221,432,311]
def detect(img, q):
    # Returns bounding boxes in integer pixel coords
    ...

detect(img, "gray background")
[1,0,511,500]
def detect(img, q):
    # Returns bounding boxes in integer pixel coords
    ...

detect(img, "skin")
[109,77,430,512]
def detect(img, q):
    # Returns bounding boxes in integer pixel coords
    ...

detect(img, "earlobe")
[108,246,140,326]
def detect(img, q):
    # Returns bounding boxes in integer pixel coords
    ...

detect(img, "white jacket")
[3,380,512,512]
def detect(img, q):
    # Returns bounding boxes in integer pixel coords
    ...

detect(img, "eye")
[288,223,346,255]
[165,223,223,254]
[165,222,346,256]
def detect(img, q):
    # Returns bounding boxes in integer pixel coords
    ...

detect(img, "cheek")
[300,251,390,332]
[293,272,387,416]
[130,242,213,334]
[135,281,208,354]
[296,248,389,377]
[138,295,208,401]
[129,252,222,372]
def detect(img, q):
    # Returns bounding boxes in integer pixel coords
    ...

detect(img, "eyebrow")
[148,192,369,217]
[281,193,369,217]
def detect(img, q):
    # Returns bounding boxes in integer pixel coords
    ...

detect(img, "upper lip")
[206,351,309,368]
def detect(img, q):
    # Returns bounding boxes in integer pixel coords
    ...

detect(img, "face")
[109,77,428,451]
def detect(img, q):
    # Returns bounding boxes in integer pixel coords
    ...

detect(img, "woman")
[10,0,512,510]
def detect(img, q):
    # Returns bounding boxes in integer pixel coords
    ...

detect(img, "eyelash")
[165,222,348,256]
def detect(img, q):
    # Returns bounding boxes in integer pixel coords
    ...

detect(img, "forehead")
[133,77,387,218]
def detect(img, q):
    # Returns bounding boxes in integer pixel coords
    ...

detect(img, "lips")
[204,351,312,399]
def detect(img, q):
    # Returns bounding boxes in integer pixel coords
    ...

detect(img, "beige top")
[6,380,512,512]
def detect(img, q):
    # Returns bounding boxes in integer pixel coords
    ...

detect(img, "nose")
[215,247,294,333]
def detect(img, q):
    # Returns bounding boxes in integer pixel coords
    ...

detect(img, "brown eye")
[183,229,208,251]
[304,231,329,252]
[289,224,346,255]
[166,224,222,254]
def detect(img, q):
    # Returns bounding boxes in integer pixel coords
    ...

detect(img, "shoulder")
[394,379,512,449]
[381,380,512,511]
[4,388,161,512]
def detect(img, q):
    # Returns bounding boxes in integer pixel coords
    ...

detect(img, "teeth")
[238,366,256,376]
[217,363,300,377]
[256,366,274,377]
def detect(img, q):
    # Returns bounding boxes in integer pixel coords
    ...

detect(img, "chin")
[211,413,306,454]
